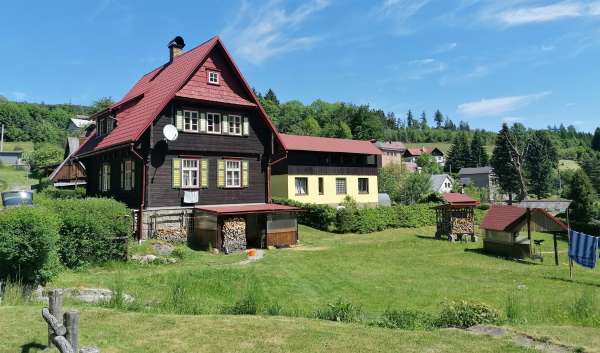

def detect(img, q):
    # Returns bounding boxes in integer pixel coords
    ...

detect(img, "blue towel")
[568,230,599,269]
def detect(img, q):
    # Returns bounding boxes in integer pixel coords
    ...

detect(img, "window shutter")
[242,160,249,187]
[200,113,207,133]
[200,159,208,188]
[120,161,125,189]
[217,160,225,188]
[175,110,183,130]
[172,158,181,188]
[131,160,136,189]
[222,114,229,135]
[243,117,249,136]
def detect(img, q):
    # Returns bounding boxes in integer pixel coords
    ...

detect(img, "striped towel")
[568,230,599,269]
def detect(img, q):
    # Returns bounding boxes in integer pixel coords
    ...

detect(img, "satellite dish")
[163,124,178,141]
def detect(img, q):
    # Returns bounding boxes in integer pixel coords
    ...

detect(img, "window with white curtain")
[182,159,199,188]
[295,177,308,195]
[225,160,241,187]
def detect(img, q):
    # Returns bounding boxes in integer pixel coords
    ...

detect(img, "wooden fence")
[43,289,99,353]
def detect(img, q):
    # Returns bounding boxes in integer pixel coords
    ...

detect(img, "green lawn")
[559,159,581,171]
[1,141,34,153]
[3,226,600,352]
[0,306,537,353]
[0,166,34,192]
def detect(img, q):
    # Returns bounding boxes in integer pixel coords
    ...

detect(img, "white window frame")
[207,113,221,134]
[208,71,219,84]
[228,115,242,135]
[182,159,199,188]
[225,160,241,188]
[183,110,199,132]
[295,177,309,195]
[358,178,369,194]
[336,178,347,195]
[101,163,111,192]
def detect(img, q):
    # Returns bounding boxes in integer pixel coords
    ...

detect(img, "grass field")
[559,159,581,171]
[3,226,600,352]
[0,306,538,353]
[1,141,34,152]
[0,166,33,192]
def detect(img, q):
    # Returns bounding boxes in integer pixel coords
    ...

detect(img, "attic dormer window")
[97,115,115,137]
[208,70,219,85]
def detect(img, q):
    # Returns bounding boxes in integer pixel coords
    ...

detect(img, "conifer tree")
[591,127,600,152]
[490,124,523,203]
[525,131,558,199]
[445,132,471,173]
[568,169,597,223]
[264,89,279,105]
[470,131,489,167]
[420,111,428,129]
[434,110,444,128]
[406,110,415,128]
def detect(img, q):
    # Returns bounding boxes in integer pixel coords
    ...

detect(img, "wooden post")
[553,233,559,266]
[64,310,80,353]
[48,289,64,347]
[526,208,532,257]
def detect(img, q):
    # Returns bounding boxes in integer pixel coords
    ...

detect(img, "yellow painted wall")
[272,175,378,206]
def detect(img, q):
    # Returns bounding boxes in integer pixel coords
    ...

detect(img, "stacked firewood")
[222,217,247,253]
[452,217,474,234]
[155,228,187,243]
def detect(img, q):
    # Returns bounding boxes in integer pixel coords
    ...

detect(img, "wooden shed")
[434,193,480,241]
[190,203,301,253]
[480,205,568,261]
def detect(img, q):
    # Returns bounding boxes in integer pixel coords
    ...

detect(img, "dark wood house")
[74,36,299,250]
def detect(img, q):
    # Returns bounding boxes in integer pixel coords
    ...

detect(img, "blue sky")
[1,0,599,132]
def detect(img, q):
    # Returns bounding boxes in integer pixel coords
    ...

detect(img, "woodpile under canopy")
[222,217,247,253]
[434,193,479,241]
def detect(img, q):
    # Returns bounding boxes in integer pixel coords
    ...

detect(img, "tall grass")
[569,289,600,325]
[0,279,28,306]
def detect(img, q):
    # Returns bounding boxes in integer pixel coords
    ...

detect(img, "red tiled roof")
[195,203,301,215]
[480,205,527,231]
[278,134,382,155]
[441,193,479,206]
[76,36,281,156]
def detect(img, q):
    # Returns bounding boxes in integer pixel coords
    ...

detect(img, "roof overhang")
[195,203,302,216]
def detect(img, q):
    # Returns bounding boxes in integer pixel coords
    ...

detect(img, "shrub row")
[39,187,86,200]
[273,197,438,234]
[0,197,132,286]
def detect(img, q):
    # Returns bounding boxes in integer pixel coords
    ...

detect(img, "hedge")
[0,206,61,285]
[39,187,86,200]
[273,198,438,234]
[40,198,132,268]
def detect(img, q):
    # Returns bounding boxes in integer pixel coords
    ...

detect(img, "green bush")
[315,298,363,323]
[436,300,501,328]
[40,187,86,200]
[375,309,435,330]
[43,198,132,268]
[273,197,336,231]
[394,204,437,228]
[0,206,61,285]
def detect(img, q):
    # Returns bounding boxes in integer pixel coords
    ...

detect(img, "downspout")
[130,144,146,242]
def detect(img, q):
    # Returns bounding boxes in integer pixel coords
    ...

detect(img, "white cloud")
[221,0,329,64]
[407,58,447,79]
[434,42,457,53]
[493,1,600,26]
[377,0,430,18]
[458,91,551,117]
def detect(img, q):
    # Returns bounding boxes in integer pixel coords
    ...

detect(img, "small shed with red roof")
[480,205,567,260]
[433,193,480,241]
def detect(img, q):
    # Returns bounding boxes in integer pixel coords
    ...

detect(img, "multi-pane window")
[225,160,241,187]
[97,117,115,136]
[207,113,221,134]
[358,178,369,194]
[183,110,199,132]
[335,178,347,195]
[295,177,308,195]
[208,71,219,84]
[318,177,324,195]
[182,159,199,188]
[122,159,135,191]
[100,163,111,192]
[228,115,242,135]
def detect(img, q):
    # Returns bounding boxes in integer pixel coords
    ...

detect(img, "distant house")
[0,151,23,166]
[48,137,86,188]
[458,167,494,188]
[403,147,445,166]
[374,141,406,167]
[67,115,94,135]
[272,134,381,207]
[430,174,453,193]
